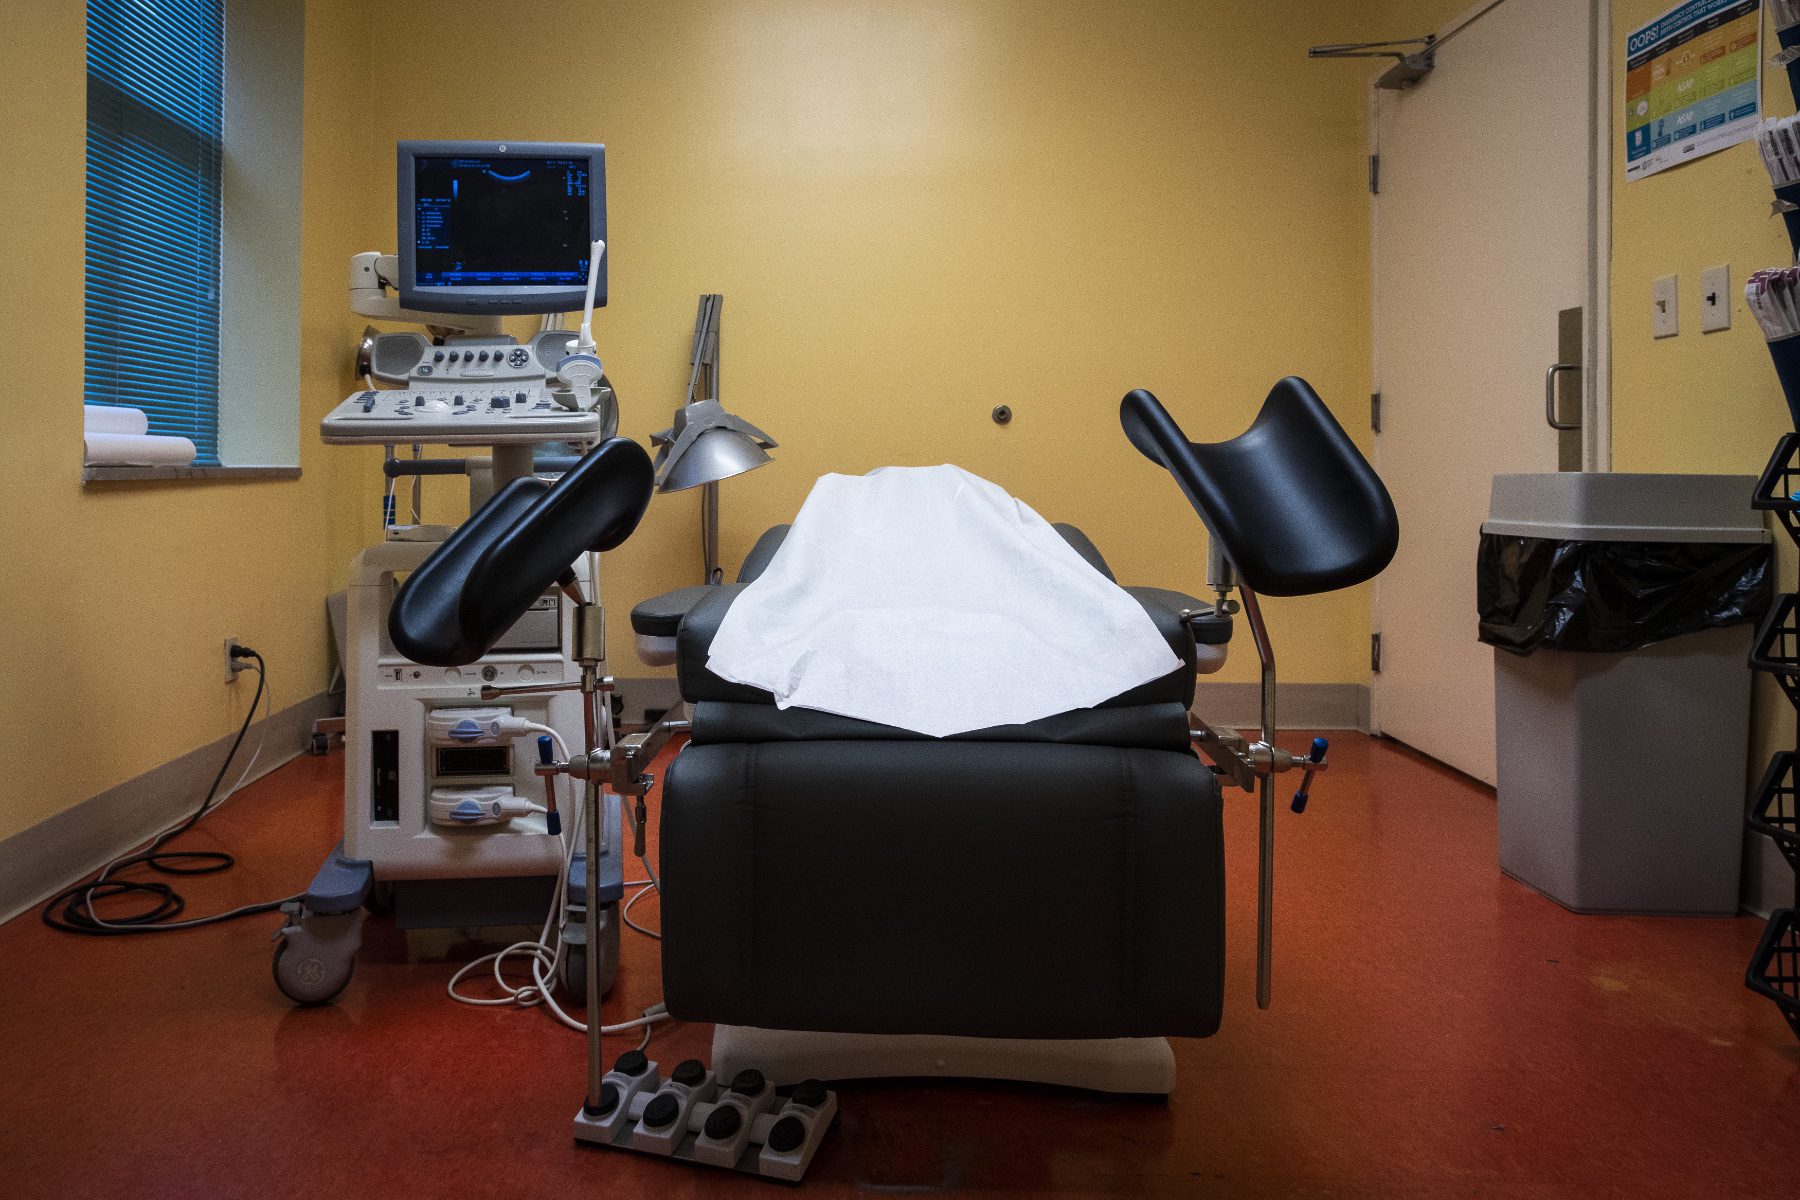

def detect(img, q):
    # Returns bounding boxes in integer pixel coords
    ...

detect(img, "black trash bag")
[1477,535,1773,656]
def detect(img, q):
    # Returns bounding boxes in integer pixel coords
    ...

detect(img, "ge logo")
[296,957,326,986]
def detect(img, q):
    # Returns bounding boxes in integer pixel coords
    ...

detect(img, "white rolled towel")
[83,405,149,435]
[84,431,199,467]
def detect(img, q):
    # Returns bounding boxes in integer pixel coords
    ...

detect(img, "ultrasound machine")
[277,142,626,1010]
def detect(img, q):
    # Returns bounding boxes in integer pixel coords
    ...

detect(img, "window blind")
[85,0,225,463]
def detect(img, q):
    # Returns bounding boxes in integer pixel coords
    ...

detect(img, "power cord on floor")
[445,794,670,1036]
[41,648,301,935]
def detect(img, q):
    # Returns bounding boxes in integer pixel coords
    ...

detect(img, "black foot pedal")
[573,1055,837,1182]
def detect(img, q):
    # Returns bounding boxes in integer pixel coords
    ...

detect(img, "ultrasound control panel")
[321,331,604,445]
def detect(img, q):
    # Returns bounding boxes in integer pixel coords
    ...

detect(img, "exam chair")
[633,376,1398,1093]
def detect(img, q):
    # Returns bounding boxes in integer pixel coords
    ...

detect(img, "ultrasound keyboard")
[320,332,605,445]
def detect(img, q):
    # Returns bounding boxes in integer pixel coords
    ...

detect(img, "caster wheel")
[273,935,354,1005]
[308,732,329,756]
[561,945,587,1002]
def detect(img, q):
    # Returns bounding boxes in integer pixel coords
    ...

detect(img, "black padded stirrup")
[389,437,655,666]
[1120,379,1399,597]
[388,477,552,666]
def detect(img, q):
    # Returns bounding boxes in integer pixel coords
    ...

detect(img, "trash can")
[1479,473,1774,915]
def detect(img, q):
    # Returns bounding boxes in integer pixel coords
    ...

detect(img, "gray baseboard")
[0,690,334,926]
[610,678,1370,734]
[1189,681,1370,732]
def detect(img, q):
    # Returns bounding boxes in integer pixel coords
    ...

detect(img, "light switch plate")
[1700,264,1731,333]
[1652,275,1679,338]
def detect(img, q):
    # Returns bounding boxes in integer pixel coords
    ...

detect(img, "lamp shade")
[658,427,773,493]
[651,399,777,493]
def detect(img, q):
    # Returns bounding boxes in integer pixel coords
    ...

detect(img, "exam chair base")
[712,1025,1176,1095]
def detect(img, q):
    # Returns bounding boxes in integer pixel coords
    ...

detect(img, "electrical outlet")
[224,636,247,683]
[1700,264,1731,333]
[1652,275,1679,338]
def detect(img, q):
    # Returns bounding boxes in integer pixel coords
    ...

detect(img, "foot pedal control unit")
[572,1051,837,1182]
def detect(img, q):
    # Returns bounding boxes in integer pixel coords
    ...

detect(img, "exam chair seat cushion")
[660,739,1225,1040]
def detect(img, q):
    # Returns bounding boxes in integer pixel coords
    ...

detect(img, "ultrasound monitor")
[396,140,606,316]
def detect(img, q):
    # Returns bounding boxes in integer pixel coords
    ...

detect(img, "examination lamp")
[652,400,775,493]
[651,293,776,494]
[651,294,776,583]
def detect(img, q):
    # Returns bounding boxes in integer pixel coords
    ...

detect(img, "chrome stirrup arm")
[1185,545,1330,1011]
[1239,585,1278,1012]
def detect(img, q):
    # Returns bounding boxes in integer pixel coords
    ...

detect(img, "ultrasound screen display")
[412,156,592,288]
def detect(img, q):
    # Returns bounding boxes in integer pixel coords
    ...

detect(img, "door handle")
[1545,362,1581,431]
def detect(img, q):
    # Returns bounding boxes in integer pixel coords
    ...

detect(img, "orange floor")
[3,733,1797,1199]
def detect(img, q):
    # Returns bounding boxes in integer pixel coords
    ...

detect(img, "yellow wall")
[12,0,1788,849]
[359,0,1381,687]
[0,0,375,843]
[0,0,1388,847]
[15,0,1784,853]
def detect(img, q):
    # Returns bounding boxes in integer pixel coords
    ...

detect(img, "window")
[85,0,226,464]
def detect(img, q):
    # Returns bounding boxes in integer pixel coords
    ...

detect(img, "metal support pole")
[565,574,610,1114]
[703,481,721,584]
[491,444,535,488]
[584,776,605,1109]
[697,295,723,586]
[1239,584,1277,1011]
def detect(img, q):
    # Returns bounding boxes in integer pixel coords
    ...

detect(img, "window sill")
[82,465,301,484]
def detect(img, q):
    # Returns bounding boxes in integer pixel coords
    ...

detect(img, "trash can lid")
[1483,473,1770,543]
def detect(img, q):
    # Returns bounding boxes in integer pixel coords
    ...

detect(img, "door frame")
[1366,0,1612,738]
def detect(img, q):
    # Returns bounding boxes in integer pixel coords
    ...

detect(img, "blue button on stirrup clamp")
[538,735,561,836]
[1291,737,1329,814]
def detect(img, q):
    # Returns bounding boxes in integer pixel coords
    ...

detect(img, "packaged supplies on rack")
[1749,268,1800,428]
[1754,117,1800,255]
[1755,115,1800,188]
